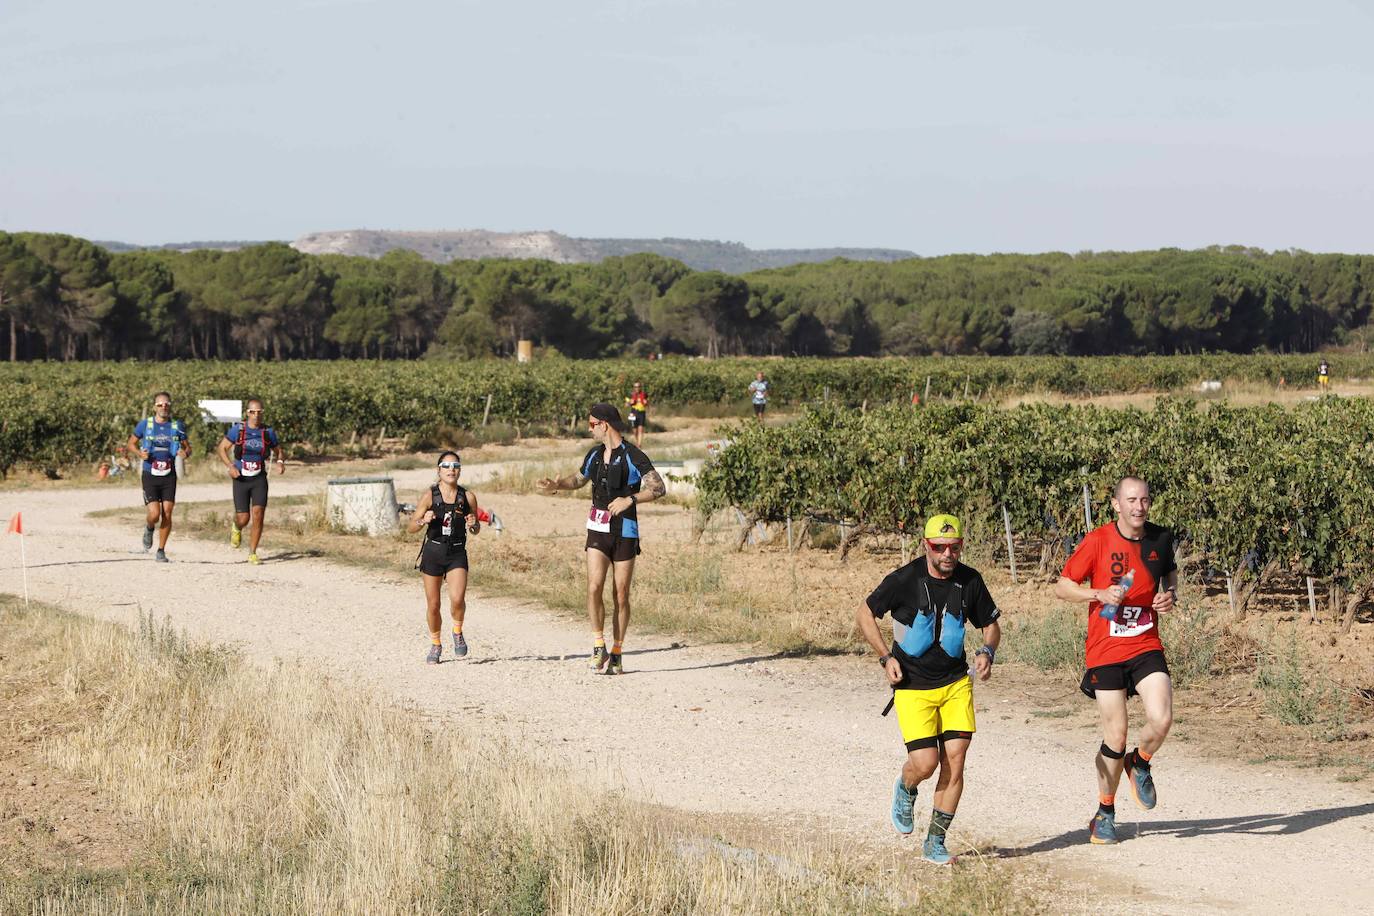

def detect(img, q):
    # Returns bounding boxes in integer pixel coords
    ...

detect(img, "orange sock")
[1138,748,1153,763]
[1099,794,1115,807]
[430,632,442,646]
[612,642,623,654]
[453,624,462,635]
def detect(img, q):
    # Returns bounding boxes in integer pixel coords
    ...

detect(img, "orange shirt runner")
[1061,521,1176,668]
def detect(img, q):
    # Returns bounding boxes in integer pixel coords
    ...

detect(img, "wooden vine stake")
[482,393,493,426]
[1002,503,1017,583]
[1082,483,1093,530]
[1306,576,1317,624]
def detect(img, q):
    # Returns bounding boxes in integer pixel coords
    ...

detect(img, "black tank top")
[426,484,470,550]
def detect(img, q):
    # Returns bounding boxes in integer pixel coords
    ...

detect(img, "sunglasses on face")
[588,419,605,428]
[926,541,963,554]
[246,409,262,415]
[155,403,171,409]
[438,461,461,470]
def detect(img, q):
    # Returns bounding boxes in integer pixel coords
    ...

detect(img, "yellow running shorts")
[893,676,976,751]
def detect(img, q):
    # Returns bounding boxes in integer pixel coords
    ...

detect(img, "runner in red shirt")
[1055,476,1177,846]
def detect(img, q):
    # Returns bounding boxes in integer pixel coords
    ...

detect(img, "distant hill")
[289,229,916,273]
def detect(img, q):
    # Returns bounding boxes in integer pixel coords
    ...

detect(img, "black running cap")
[589,403,625,431]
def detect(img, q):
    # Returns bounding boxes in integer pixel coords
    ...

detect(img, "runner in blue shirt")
[216,397,283,565]
[127,392,190,562]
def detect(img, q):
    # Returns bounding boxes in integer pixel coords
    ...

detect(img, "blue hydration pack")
[892,580,967,660]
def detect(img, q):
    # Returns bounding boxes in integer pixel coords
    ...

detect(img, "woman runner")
[407,451,481,664]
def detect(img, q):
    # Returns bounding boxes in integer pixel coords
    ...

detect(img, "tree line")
[2,232,1371,361]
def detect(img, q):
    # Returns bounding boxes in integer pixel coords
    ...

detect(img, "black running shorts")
[628,410,646,428]
[232,474,269,513]
[585,530,640,562]
[419,540,469,577]
[1081,649,1170,698]
[142,470,177,504]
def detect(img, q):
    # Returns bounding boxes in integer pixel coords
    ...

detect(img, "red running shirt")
[1061,521,1176,668]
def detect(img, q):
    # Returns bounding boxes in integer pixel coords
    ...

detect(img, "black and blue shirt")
[866,560,1000,690]
[581,442,655,539]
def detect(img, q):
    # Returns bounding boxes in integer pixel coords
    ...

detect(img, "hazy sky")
[3,0,1372,253]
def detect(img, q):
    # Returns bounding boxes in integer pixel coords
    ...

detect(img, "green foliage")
[4,233,1374,360]
[696,397,1374,605]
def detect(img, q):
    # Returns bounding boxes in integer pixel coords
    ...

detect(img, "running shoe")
[230,525,242,549]
[453,633,468,658]
[426,644,441,665]
[1088,810,1119,845]
[590,645,609,672]
[1124,751,1157,810]
[605,652,623,675]
[142,527,154,551]
[921,835,955,866]
[248,553,261,565]
[890,777,916,835]
[155,549,168,563]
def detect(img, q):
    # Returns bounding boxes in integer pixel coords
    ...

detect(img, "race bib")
[586,507,612,533]
[150,458,172,477]
[1109,605,1154,638]
[441,511,453,537]
[240,460,263,477]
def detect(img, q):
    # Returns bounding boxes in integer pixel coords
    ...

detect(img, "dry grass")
[0,596,1049,915]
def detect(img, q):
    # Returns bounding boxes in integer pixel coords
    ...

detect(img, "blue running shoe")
[890,778,916,835]
[1124,751,1157,810]
[453,633,468,658]
[142,527,154,551]
[426,644,441,665]
[155,549,168,563]
[921,834,955,865]
[1088,810,1119,845]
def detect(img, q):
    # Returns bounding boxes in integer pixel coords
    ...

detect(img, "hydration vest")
[892,577,968,660]
[235,423,274,473]
[426,484,470,549]
[142,418,182,457]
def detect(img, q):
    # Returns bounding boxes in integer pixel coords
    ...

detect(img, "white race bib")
[441,511,453,537]
[586,507,612,533]
[150,458,172,477]
[1109,606,1154,638]
[240,460,262,477]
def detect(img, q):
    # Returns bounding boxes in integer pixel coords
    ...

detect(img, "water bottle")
[1099,569,1134,620]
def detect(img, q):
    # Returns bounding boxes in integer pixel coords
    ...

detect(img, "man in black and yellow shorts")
[856,514,1002,865]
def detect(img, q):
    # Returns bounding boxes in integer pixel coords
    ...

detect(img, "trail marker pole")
[7,513,27,609]
[1002,503,1017,583]
[924,376,931,403]
[1306,577,1317,623]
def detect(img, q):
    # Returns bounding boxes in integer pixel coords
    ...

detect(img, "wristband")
[878,654,892,667]
[975,645,996,664]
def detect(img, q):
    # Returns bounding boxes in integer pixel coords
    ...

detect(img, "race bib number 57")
[1109,606,1154,638]
[586,508,612,533]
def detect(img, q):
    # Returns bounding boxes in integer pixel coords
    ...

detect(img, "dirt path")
[3,477,1371,914]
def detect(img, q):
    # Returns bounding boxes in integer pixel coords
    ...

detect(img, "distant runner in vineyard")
[216,398,283,565]
[128,392,190,562]
[536,403,665,675]
[625,381,649,448]
[1318,358,1330,392]
[406,451,481,664]
[855,514,1002,866]
[748,371,769,421]
[1055,476,1177,846]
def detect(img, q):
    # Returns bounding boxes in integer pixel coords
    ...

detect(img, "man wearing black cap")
[538,403,666,675]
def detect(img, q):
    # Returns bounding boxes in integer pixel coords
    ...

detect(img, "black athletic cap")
[589,403,625,431]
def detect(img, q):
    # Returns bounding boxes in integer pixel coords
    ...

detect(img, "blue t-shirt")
[133,418,187,474]
[224,423,279,475]
[749,379,769,405]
